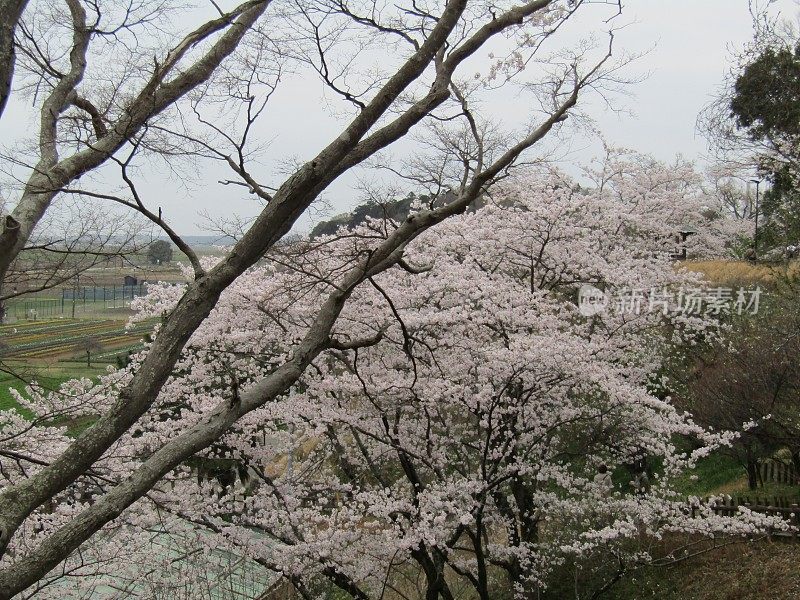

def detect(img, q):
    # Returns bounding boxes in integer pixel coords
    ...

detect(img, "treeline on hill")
[310,190,475,238]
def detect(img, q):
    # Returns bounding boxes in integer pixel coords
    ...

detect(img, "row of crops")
[0,319,154,360]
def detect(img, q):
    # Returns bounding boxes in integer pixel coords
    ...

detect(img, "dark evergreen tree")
[146,240,173,265]
[730,43,800,249]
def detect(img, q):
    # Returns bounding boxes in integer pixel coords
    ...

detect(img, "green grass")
[0,363,108,420]
[669,448,800,507]
[0,371,38,418]
[673,452,744,496]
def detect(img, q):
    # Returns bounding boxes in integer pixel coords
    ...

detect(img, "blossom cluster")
[0,152,776,598]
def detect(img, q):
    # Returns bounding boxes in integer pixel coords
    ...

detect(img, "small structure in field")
[670,225,697,260]
[78,336,103,367]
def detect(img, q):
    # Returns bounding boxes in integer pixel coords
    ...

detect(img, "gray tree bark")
[0,0,471,569]
[0,0,27,118]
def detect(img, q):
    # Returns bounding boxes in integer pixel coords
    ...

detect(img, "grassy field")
[676,451,800,501]
[684,259,800,286]
[0,316,152,419]
[673,452,750,496]
[0,362,109,420]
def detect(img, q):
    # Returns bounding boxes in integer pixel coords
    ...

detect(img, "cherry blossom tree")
[1,153,780,598]
[0,1,643,595]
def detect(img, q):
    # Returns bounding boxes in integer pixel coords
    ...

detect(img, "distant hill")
[178,235,237,247]
[310,191,478,238]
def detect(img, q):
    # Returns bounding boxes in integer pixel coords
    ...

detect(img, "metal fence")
[6,284,148,321]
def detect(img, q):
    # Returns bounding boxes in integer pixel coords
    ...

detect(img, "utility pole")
[750,178,761,257]
[71,272,80,318]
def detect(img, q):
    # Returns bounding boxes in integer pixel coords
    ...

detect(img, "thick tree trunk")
[0,215,21,323]
[0,214,20,278]
[0,187,61,289]
[746,457,759,490]
[0,0,594,591]
[0,0,469,568]
[0,0,28,117]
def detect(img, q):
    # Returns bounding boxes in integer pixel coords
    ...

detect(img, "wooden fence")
[688,495,800,540]
[760,459,799,486]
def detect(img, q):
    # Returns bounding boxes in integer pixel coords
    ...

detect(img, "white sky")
[3,0,798,235]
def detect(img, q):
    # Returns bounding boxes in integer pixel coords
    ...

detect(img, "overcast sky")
[587,0,793,160]
[3,0,798,235]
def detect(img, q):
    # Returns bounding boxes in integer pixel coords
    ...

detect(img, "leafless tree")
[0,0,270,299]
[77,335,102,367]
[705,165,758,222]
[0,0,630,595]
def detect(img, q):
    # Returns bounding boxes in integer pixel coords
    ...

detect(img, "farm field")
[0,318,154,361]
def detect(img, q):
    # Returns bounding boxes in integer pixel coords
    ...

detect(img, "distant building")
[123,275,138,287]
[670,226,697,260]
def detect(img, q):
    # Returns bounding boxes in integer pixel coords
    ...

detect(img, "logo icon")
[578,284,607,317]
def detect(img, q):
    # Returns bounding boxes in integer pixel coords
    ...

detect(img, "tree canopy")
[147,240,174,265]
[731,45,800,141]
[2,153,771,598]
